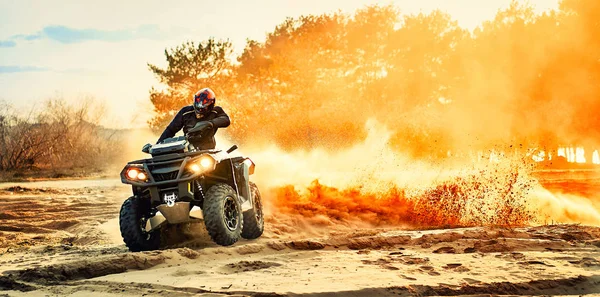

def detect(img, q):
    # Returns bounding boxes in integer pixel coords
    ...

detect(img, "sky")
[0,0,559,128]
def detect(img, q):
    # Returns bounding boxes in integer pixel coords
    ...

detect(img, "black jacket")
[157,105,230,149]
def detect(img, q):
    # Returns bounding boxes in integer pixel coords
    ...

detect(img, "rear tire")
[241,182,264,240]
[203,183,243,246]
[119,197,160,252]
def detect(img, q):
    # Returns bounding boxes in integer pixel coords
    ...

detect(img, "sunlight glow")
[489,150,500,163]
[568,147,575,163]
[557,147,588,163]
[575,147,586,163]
[531,150,545,162]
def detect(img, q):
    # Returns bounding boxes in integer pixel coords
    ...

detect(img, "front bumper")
[157,202,190,224]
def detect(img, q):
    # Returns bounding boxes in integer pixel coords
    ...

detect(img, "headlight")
[189,163,201,173]
[137,172,147,180]
[200,156,214,168]
[188,154,216,173]
[125,167,148,181]
[127,168,139,179]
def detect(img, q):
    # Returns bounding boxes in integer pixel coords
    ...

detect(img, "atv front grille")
[153,171,178,182]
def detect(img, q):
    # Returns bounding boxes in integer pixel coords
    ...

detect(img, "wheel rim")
[252,188,263,222]
[139,216,152,240]
[223,196,239,231]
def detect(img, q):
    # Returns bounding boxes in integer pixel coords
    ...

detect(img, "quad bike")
[119,122,264,252]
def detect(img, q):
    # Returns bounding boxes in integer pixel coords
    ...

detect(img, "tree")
[147,38,234,133]
[145,1,600,163]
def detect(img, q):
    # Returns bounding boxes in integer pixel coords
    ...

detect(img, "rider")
[157,88,230,150]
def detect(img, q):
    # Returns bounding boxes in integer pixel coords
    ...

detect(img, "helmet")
[193,88,216,117]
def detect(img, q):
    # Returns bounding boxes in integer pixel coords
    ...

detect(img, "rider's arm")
[157,109,185,143]
[209,106,231,128]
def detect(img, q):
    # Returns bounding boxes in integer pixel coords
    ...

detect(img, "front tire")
[203,183,243,246]
[241,182,264,239]
[119,196,160,252]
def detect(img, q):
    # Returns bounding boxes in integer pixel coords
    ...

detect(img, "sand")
[0,177,600,296]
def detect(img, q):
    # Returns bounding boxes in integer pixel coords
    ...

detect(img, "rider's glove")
[195,121,213,133]
[188,121,214,142]
[204,121,214,131]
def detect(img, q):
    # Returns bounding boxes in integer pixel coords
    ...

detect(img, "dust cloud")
[221,120,600,229]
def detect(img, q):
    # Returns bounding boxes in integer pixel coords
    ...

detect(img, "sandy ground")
[1,177,600,296]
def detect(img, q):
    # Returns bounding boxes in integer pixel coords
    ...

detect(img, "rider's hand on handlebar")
[195,121,214,132]
[202,121,214,131]
[187,121,214,142]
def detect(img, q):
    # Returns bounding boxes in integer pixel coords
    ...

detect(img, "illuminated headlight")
[125,167,148,181]
[127,168,139,179]
[200,156,214,168]
[189,163,201,173]
[137,172,147,180]
[189,154,216,173]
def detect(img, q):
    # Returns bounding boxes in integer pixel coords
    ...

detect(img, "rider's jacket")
[157,105,230,149]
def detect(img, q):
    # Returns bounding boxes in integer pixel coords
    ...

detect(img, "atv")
[118,122,264,252]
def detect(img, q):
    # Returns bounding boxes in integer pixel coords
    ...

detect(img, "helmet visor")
[194,94,212,114]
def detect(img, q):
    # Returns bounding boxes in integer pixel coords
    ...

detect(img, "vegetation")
[148,0,600,161]
[3,0,598,178]
[0,99,122,176]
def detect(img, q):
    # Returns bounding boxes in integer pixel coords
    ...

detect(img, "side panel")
[204,158,250,204]
[235,162,252,204]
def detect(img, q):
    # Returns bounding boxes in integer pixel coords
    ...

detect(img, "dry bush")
[0,98,121,174]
